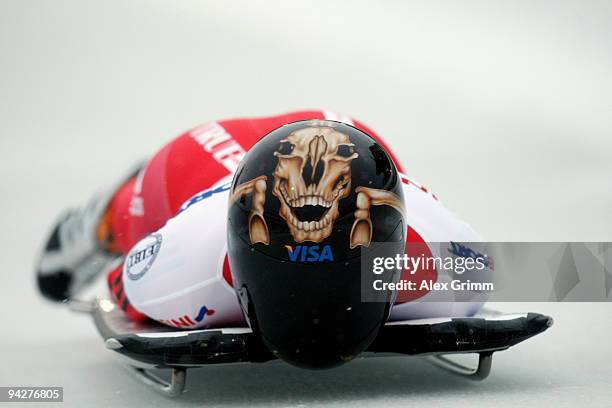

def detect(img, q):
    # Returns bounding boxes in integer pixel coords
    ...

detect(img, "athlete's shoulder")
[177,178,233,215]
[121,176,235,327]
[399,172,482,242]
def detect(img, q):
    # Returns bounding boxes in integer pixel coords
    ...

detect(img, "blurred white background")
[0,1,611,406]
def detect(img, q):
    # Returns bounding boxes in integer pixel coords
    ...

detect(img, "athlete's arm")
[389,173,491,320]
[115,176,245,329]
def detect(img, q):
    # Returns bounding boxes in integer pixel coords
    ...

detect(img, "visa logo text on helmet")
[285,245,334,262]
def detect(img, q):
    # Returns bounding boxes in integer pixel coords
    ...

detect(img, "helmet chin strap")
[229,176,270,245]
[350,187,405,249]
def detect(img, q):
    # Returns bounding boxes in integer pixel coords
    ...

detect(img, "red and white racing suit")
[105,110,485,329]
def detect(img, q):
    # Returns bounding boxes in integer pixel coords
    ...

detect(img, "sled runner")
[70,297,553,397]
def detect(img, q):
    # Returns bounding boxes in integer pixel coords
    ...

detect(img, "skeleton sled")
[67,296,552,397]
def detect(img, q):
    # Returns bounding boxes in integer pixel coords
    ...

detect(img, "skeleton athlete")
[36,110,485,329]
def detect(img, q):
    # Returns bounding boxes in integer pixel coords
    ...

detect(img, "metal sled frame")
[74,298,553,397]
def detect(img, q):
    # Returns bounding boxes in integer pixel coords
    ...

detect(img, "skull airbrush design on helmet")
[272,125,357,243]
[230,121,404,249]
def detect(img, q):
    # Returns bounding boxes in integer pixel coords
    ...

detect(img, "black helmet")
[227,120,405,368]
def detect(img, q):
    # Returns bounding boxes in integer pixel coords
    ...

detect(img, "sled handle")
[426,351,493,380]
[131,367,187,398]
